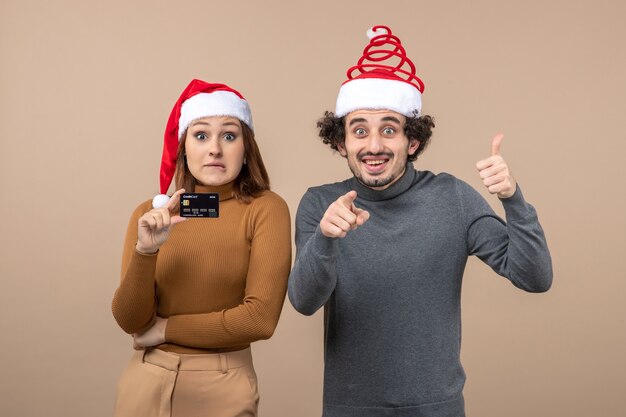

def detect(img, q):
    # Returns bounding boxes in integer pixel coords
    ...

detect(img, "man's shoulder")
[295,179,352,215]
[417,170,492,212]
[410,170,485,205]
[304,178,352,199]
[415,170,464,189]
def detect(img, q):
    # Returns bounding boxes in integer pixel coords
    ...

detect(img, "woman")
[112,79,291,417]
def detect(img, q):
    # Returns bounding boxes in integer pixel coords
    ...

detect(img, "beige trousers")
[113,347,259,417]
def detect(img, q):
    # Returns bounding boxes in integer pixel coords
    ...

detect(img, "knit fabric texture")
[288,164,552,417]
[113,182,292,353]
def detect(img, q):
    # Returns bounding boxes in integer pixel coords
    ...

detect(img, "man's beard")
[353,171,397,188]
[347,151,402,189]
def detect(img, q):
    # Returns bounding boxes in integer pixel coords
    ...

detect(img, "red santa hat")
[152,79,253,208]
[335,25,424,118]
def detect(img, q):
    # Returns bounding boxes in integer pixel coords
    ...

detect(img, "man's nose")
[366,133,383,154]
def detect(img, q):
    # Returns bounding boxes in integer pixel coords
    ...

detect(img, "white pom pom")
[152,194,170,209]
[366,26,388,40]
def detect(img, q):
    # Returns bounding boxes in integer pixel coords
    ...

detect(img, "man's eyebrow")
[381,116,402,124]
[348,117,368,126]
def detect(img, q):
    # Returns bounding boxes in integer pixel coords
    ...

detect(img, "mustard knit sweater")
[112,182,292,353]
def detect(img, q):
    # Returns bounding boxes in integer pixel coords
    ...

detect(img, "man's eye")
[383,127,395,135]
[195,133,207,140]
[355,128,366,136]
[224,133,236,141]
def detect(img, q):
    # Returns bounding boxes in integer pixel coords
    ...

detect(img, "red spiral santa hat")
[335,25,424,118]
[152,79,253,208]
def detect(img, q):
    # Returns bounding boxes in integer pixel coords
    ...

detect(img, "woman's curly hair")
[317,111,435,161]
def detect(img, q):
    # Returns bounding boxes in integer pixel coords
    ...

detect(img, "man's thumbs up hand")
[476,134,517,199]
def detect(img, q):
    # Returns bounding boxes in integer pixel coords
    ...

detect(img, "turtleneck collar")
[348,162,416,201]
[195,181,236,201]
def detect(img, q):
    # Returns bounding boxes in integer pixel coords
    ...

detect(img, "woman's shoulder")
[127,198,154,220]
[248,190,290,215]
[252,190,287,204]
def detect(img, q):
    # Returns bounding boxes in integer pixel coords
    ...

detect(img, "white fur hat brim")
[335,78,422,118]
[178,90,253,138]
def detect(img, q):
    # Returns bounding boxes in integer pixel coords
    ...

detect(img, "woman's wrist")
[135,242,158,255]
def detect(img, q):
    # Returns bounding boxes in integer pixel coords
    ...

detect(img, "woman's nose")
[207,138,222,157]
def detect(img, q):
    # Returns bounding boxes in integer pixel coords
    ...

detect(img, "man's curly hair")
[317,111,435,161]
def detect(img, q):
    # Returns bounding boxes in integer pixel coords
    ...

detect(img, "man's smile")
[360,154,392,175]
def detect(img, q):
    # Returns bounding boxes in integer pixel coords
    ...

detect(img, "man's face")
[338,109,420,190]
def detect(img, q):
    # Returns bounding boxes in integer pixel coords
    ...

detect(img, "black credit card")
[180,193,219,218]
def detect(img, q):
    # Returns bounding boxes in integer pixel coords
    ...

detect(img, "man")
[288,25,552,417]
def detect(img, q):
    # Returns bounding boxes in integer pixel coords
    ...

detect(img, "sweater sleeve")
[288,189,340,315]
[164,193,292,348]
[461,182,553,292]
[111,201,158,334]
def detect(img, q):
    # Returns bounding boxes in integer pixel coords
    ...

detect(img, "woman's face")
[184,116,246,187]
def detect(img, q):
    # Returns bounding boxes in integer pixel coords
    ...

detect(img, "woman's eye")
[195,132,207,140]
[223,133,236,141]
[383,127,395,135]
[355,128,366,136]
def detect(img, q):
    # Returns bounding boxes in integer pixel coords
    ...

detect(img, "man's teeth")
[364,160,386,165]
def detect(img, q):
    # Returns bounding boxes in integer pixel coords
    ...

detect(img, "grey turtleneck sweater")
[288,164,552,417]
